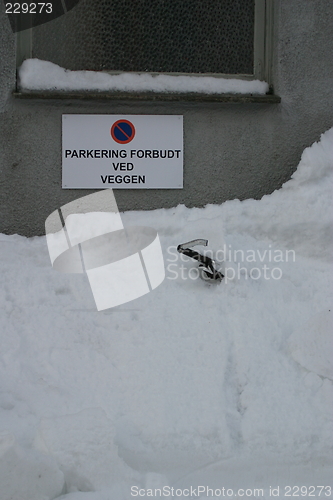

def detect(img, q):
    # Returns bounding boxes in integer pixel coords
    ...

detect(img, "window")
[16,0,274,91]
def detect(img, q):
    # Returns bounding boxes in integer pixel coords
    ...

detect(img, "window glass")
[31,0,255,74]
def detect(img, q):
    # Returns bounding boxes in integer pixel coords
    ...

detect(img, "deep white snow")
[18,59,269,95]
[0,128,332,500]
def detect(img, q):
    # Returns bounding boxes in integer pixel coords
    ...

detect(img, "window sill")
[13,91,281,103]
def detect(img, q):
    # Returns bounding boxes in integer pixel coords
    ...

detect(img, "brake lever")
[177,239,224,282]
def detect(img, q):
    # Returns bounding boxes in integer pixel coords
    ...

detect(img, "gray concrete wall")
[1,0,333,237]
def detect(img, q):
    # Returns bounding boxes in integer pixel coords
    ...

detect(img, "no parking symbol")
[111,119,136,144]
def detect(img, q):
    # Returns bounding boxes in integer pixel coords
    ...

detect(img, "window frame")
[15,0,275,94]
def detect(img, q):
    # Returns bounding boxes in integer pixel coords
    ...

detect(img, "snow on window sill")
[15,59,280,103]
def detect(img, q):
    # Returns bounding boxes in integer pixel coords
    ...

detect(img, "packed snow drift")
[0,128,332,500]
[18,59,269,95]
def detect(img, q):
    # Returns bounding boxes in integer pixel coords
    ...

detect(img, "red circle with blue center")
[111,120,136,144]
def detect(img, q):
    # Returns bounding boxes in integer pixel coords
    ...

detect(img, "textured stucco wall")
[1,0,333,236]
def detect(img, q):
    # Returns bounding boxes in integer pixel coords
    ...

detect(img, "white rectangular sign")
[62,115,183,189]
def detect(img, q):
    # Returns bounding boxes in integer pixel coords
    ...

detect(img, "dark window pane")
[32,0,254,74]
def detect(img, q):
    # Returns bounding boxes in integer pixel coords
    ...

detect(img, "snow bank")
[220,127,333,262]
[288,309,333,380]
[0,128,332,499]
[34,408,138,492]
[18,59,269,95]
[57,494,110,500]
[0,431,64,500]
